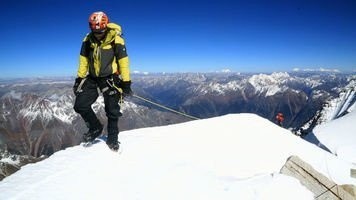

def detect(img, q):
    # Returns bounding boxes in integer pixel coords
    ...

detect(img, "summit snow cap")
[89,11,109,32]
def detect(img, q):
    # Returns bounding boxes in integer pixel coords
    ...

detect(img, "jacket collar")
[89,29,116,46]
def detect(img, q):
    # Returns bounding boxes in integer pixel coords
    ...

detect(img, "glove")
[112,74,121,87]
[73,77,83,95]
[120,81,133,96]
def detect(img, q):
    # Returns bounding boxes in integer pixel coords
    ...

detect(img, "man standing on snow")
[73,11,132,151]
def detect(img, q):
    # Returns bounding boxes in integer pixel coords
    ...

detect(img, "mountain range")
[132,71,354,129]
[0,72,355,180]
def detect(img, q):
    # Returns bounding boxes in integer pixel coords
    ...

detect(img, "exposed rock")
[281,155,356,200]
[351,169,356,178]
[0,150,47,181]
[341,184,356,198]
[0,162,20,181]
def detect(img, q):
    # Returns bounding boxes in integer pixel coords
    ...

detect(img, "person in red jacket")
[275,112,284,127]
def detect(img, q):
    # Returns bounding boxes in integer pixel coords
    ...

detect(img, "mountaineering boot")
[106,140,120,151]
[106,134,120,151]
[83,124,104,143]
[106,118,119,151]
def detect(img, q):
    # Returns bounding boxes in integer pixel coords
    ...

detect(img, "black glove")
[112,74,121,87]
[120,81,133,96]
[73,77,83,95]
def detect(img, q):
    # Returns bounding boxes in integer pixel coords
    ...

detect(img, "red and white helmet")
[89,11,109,32]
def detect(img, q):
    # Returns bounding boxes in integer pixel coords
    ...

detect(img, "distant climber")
[73,11,132,151]
[275,112,284,127]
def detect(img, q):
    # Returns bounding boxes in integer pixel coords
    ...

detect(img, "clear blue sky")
[1,0,355,77]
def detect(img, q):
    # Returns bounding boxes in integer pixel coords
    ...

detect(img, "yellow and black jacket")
[77,23,130,82]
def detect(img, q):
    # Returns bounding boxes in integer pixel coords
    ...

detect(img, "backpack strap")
[111,40,120,74]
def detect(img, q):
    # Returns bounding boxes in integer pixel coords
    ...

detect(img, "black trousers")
[73,76,121,137]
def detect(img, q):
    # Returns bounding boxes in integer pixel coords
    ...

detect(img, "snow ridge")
[318,79,355,123]
[0,113,355,200]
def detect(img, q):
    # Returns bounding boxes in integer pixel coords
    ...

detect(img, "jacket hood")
[107,23,122,36]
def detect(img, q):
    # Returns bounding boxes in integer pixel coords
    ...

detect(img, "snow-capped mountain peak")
[19,95,75,125]
[248,72,290,96]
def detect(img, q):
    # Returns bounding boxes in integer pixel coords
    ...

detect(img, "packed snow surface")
[314,109,356,164]
[0,114,355,200]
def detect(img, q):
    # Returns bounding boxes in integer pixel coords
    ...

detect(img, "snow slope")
[314,108,356,164]
[0,114,355,200]
[317,80,355,123]
[305,80,355,163]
